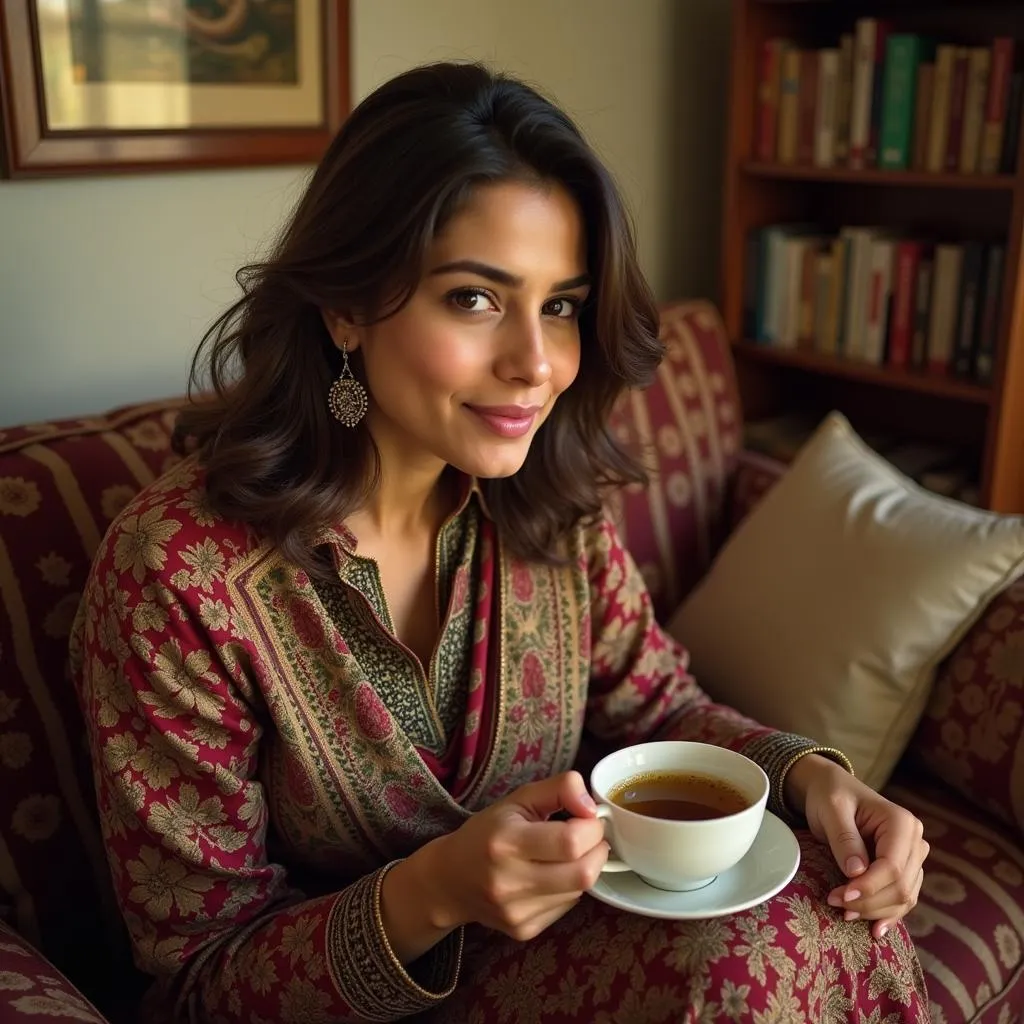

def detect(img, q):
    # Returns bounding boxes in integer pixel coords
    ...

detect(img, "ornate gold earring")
[328,340,368,427]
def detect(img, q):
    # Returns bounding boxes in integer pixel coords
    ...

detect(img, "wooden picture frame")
[0,0,349,178]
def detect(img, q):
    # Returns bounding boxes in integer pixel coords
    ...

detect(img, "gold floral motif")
[988,630,1024,687]
[10,794,61,842]
[125,846,214,920]
[42,593,81,639]
[0,692,21,725]
[35,552,72,587]
[180,538,227,592]
[132,600,169,634]
[249,943,279,996]
[113,506,182,583]
[993,860,1023,887]
[278,977,332,1022]
[9,988,107,1022]
[280,916,318,966]
[0,732,32,770]
[100,484,138,522]
[143,640,224,720]
[0,971,33,990]
[125,421,169,451]
[176,488,217,528]
[0,477,41,517]
[199,598,231,632]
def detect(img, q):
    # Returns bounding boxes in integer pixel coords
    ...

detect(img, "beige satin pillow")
[667,411,1024,790]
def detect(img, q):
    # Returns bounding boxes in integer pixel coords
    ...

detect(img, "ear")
[321,309,362,353]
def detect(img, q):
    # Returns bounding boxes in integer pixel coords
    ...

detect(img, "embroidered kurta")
[69,456,848,1023]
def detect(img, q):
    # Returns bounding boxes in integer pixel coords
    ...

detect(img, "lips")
[465,403,543,439]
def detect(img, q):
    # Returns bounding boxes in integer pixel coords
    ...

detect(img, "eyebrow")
[429,259,591,292]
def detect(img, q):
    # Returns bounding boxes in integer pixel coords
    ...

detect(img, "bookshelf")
[722,0,1024,512]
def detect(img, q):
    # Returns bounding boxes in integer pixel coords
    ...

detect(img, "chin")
[450,446,531,480]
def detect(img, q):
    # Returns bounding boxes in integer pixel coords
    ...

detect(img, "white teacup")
[590,740,769,892]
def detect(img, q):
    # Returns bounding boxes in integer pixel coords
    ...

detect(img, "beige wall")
[0,0,729,427]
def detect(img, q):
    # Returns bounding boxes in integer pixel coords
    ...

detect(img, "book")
[756,39,788,161]
[880,35,924,169]
[979,38,1014,174]
[952,241,985,378]
[1001,72,1024,173]
[911,254,934,369]
[959,47,991,173]
[974,244,1005,385]
[926,45,956,173]
[850,19,881,168]
[777,47,802,163]
[814,49,840,167]
[888,241,922,368]
[835,34,855,164]
[911,63,935,170]
[945,48,969,172]
[927,244,964,374]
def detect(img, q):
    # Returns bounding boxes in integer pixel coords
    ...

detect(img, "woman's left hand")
[785,754,929,939]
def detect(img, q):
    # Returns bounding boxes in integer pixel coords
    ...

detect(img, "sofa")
[0,299,1020,1023]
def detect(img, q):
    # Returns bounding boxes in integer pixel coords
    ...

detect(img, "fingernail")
[827,893,842,907]
[846,857,865,875]
[581,793,597,812]
[879,925,889,938]
[844,910,860,922]
[843,889,861,902]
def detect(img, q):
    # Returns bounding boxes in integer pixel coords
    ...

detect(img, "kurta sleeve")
[581,515,852,817]
[69,495,461,1023]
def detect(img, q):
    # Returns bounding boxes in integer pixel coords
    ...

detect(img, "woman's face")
[328,179,589,482]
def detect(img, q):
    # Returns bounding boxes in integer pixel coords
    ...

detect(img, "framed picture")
[0,0,350,178]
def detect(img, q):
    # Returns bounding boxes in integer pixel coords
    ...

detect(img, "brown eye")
[449,288,496,312]
[543,297,580,319]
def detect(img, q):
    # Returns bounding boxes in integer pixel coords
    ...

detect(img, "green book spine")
[880,35,923,169]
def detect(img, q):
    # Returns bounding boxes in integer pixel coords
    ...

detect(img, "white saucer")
[587,811,801,920]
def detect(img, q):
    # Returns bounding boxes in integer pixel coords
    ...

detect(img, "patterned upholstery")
[0,300,1019,1021]
[607,300,742,620]
[888,776,1024,1023]
[0,920,108,1022]
[0,401,186,1021]
[910,579,1024,838]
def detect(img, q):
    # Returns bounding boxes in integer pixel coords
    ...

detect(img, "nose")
[495,315,552,387]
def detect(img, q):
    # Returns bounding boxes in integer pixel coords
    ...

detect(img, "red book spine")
[888,241,922,368]
[946,51,969,170]
[756,40,781,160]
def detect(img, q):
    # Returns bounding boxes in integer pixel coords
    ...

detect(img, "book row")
[756,22,1022,174]
[744,224,1005,384]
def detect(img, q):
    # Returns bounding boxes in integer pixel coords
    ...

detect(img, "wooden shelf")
[733,341,994,403]
[742,162,1017,190]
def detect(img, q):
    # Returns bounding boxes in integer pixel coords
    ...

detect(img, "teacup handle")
[594,804,632,873]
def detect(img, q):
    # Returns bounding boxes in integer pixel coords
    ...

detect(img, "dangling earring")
[328,340,368,427]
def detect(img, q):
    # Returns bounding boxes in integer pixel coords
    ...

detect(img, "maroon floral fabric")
[0,920,109,1022]
[424,833,928,1023]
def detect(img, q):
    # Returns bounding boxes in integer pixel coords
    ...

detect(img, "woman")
[70,62,930,1022]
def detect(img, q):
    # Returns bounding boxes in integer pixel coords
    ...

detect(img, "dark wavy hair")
[173,61,664,573]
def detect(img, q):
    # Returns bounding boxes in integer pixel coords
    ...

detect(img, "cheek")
[552,338,582,394]
[375,326,487,392]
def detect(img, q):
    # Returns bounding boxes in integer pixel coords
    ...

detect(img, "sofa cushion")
[0,399,186,1016]
[0,920,110,1022]
[607,300,742,622]
[909,578,1024,837]
[885,775,1024,1024]
[666,411,1024,790]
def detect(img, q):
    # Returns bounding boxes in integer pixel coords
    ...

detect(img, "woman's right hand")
[420,770,609,941]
